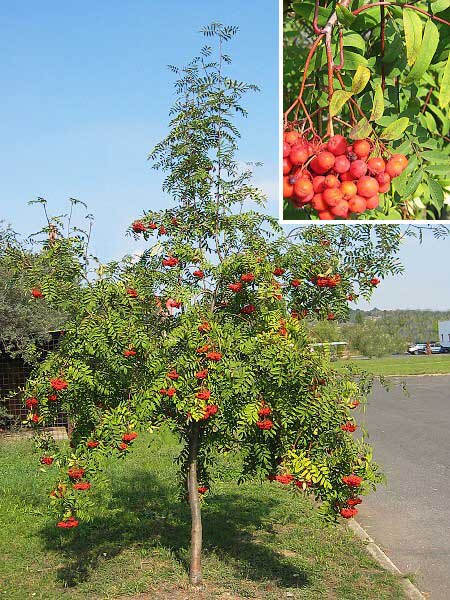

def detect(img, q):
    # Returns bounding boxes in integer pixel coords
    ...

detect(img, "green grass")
[336,354,450,376]
[0,429,407,599]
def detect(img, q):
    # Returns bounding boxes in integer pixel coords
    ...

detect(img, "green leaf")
[380,117,410,140]
[431,0,450,13]
[343,33,366,53]
[342,51,368,70]
[421,150,450,163]
[439,52,450,108]
[425,164,450,177]
[403,9,423,67]
[427,175,445,209]
[330,90,353,117]
[370,84,384,121]
[349,118,373,140]
[403,20,439,84]
[352,66,371,94]
[403,170,423,197]
[336,5,356,27]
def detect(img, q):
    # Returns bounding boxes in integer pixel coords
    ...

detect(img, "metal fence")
[0,333,67,429]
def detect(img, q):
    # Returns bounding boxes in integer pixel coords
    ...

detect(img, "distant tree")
[344,319,403,358]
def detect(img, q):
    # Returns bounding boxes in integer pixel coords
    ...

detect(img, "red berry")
[327,135,347,156]
[348,195,367,214]
[323,188,343,207]
[334,155,351,174]
[365,194,379,210]
[367,157,386,175]
[283,142,291,158]
[340,171,355,182]
[357,176,379,198]
[330,200,349,218]
[318,210,335,220]
[353,139,371,158]
[283,157,292,175]
[376,172,391,190]
[311,193,327,211]
[284,131,300,144]
[312,176,326,193]
[324,174,340,189]
[290,145,309,166]
[349,160,368,179]
[311,151,335,174]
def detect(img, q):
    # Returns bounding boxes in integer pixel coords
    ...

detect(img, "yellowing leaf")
[352,66,371,94]
[381,117,410,140]
[349,117,373,140]
[404,19,439,84]
[329,90,353,117]
[439,52,450,108]
[370,84,384,121]
[403,8,423,67]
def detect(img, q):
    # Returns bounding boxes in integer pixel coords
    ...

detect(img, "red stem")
[334,29,345,71]
[313,0,322,34]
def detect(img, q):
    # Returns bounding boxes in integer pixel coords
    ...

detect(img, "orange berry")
[324,174,340,189]
[330,200,349,218]
[283,176,294,198]
[283,157,292,175]
[391,153,408,169]
[385,158,404,179]
[353,139,371,158]
[318,210,335,220]
[348,195,367,214]
[294,178,313,198]
[323,188,343,207]
[340,181,357,200]
[311,193,327,211]
[357,176,379,198]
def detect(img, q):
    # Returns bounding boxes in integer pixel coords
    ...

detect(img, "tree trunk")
[187,422,203,587]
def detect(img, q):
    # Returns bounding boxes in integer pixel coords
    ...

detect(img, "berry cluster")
[283,132,408,220]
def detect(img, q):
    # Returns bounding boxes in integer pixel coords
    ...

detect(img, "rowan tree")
[283,0,450,220]
[25,24,405,588]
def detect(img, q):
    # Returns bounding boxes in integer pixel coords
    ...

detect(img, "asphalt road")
[358,376,450,599]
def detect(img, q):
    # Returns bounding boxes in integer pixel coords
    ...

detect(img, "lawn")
[0,429,407,600]
[336,354,450,376]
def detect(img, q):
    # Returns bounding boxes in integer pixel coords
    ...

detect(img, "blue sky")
[1,2,449,311]
[0,0,278,256]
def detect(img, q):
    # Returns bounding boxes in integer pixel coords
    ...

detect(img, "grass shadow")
[40,467,309,591]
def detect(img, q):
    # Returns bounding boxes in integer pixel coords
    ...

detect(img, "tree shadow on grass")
[41,469,309,592]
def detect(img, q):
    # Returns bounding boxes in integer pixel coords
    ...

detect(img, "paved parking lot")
[358,376,450,599]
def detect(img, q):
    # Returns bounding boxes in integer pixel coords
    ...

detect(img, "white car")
[408,343,443,355]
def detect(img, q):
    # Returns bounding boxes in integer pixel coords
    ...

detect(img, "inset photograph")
[282,0,450,221]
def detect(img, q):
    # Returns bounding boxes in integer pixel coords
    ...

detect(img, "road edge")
[348,519,425,600]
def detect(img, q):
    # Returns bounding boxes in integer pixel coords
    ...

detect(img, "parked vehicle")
[408,342,444,355]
